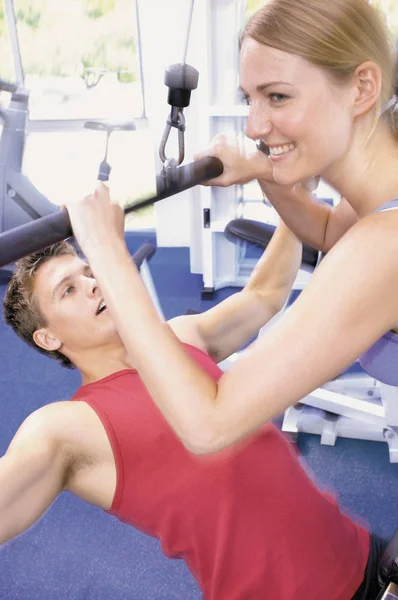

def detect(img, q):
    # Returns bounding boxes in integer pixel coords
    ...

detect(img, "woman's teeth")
[269,143,296,156]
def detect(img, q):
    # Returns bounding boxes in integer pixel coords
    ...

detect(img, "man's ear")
[351,61,382,117]
[33,328,62,353]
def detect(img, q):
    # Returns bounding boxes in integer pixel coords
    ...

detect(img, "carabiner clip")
[159,107,186,166]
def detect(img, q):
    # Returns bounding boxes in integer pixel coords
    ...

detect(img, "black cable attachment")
[159,63,199,166]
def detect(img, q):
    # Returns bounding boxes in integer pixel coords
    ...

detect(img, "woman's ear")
[351,61,382,117]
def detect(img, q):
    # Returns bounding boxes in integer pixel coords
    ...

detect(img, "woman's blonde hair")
[243,0,398,136]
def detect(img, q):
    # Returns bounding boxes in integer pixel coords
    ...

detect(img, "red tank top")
[71,343,369,599]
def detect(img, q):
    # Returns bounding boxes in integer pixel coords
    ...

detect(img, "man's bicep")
[0,407,70,544]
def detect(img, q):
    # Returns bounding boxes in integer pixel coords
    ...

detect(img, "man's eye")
[63,285,74,297]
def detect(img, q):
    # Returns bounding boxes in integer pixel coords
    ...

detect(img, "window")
[13,0,144,120]
[22,128,157,230]
[370,0,398,38]
[0,0,156,230]
[246,0,262,20]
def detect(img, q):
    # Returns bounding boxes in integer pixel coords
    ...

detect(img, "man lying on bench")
[0,216,394,599]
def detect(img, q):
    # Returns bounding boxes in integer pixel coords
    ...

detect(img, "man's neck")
[72,343,135,385]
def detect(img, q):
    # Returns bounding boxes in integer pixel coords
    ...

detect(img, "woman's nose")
[245,104,272,141]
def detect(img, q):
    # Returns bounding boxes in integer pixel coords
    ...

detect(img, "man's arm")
[0,404,72,544]
[259,181,358,253]
[169,221,302,362]
[66,184,398,455]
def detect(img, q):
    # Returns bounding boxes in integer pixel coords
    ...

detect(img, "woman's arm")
[67,186,398,455]
[198,135,358,252]
[259,183,358,252]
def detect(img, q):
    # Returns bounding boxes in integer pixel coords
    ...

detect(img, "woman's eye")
[270,93,287,103]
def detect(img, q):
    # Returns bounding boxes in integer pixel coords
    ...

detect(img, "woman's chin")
[271,170,301,187]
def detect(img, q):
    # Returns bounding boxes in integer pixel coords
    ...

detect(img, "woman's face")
[240,37,355,185]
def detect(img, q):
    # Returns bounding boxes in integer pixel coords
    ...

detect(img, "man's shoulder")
[25,400,110,473]
[27,400,96,445]
[7,400,95,471]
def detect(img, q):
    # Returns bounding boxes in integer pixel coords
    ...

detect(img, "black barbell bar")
[0,156,223,268]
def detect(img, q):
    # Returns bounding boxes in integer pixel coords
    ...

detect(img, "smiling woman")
[64,0,398,460]
[239,0,398,222]
[239,37,371,186]
[4,2,398,598]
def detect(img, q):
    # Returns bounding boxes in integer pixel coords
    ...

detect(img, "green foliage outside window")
[370,0,398,38]
[83,0,116,19]
[0,0,138,83]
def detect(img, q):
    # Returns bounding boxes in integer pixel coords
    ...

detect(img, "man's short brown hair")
[3,241,78,369]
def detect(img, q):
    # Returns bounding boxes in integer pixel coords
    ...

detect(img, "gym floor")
[0,231,397,600]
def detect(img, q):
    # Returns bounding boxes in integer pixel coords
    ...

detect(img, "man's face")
[32,253,117,357]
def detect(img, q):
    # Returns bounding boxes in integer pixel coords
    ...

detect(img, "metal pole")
[134,0,147,118]
[182,0,195,65]
[3,0,25,88]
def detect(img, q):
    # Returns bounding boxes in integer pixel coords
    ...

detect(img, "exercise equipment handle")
[0,156,223,267]
[128,155,222,213]
[132,242,157,270]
